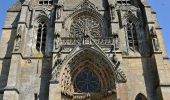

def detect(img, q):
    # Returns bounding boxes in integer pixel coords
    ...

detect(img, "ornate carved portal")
[60,49,117,100]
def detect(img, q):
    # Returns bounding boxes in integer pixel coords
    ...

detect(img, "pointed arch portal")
[58,48,118,99]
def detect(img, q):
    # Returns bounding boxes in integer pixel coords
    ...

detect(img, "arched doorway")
[59,48,117,100]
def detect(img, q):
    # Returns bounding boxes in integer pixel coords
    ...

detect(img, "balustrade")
[60,37,115,46]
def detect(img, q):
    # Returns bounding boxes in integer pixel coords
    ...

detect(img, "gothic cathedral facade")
[0,0,170,100]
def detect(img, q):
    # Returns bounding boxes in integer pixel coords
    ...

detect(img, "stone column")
[153,54,170,100]
[49,81,61,100]
[3,55,21,100]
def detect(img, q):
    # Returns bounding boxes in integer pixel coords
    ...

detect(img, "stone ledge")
[3,87,19,94]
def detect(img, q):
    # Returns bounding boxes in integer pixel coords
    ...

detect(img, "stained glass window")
[75,68,100,93]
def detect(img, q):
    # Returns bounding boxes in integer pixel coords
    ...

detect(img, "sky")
[0,0,170,58]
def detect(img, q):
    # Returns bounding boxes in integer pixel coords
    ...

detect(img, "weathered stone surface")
[0,0,169,100]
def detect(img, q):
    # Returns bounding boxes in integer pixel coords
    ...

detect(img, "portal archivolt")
[59,49,117,99]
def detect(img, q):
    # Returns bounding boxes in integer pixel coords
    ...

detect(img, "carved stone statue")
[55,52,63,67]
[112,54,118,63]
[150,27,157,38]
[54,32,62,52]
[150,27,159,51]
[112,54,121,78]
[56,6,62,19]
[56,0,63,20]
[14,26,22,51]
[52,52,63,81]
[77,33,84,45]
[77,27,90,45]
[113,33,119,50]
[110,4,116,20]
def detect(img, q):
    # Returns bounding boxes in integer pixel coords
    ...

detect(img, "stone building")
[0,0,170,100]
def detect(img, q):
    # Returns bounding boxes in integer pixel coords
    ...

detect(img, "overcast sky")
[0,0,170,58]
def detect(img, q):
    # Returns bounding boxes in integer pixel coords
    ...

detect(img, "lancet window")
[126,20,138,51]
[36,21,47,53]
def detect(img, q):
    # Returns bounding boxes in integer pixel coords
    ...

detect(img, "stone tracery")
[74,68,101,93]
[70,15,101,38]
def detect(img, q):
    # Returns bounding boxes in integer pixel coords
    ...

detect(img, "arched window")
[36,21,47,53]
[126,20,138,51]
[135,93,147,100]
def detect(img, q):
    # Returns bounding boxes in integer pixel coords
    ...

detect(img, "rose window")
[74,68,101,93]
[70,15,101,37]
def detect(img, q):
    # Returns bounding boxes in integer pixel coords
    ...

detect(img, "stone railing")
[60,37,115,46]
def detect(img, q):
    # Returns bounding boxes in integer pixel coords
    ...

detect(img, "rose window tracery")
[74,68,101,93]
[70,15,102,37]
